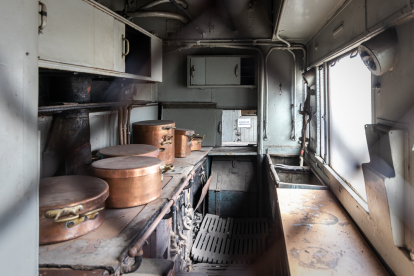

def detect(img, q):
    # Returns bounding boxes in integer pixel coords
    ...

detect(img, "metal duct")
[139,0,187,9]
[358,28,398,76]
[128,11,188,24]
[302,67,316,90]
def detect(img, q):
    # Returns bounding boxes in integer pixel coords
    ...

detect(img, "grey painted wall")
[0,0,39,274]
[222,110,257,143]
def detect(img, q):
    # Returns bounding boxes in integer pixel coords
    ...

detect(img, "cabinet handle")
[191,65,195,78]
[235,64,239,77]
[122,35,130,59]
[38,1,47,34]
[218,121,222,134]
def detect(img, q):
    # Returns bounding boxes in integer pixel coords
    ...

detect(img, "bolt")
[68,221,75,227]
[84,215,89,220]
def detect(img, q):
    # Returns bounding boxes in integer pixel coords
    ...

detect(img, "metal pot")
[97,144,160,159]
[39,175,109,245]
[175,128,194,158]
[132,120,176,165]
[191,135,205,151]
[90,156,173,208]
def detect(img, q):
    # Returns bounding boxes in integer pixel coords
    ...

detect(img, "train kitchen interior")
[2,0,414,275]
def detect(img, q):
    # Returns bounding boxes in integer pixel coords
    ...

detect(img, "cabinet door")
[190,57,206,85]
[39,0,125,72]
[206,57,240,85]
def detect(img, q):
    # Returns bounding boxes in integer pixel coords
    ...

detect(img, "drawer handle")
[122,35,130,59]
[66,207,104,228]
[38,1,47,34]
[235,64,239,77]
[191,65,195,78]
[45,205,84,222]
[161,135,173,146]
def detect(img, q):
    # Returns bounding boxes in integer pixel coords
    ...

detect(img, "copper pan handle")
[162,126,176,130]
[161,135,173,146]
[45,204,84,222]
[160,165,174,174]
[66,207,105,228]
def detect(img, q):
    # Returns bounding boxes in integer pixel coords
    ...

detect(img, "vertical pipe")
[287,49,296,141]
[118,107,123,145]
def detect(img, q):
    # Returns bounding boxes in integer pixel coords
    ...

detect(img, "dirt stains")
[338,222,351,226]
[290,247,339,270]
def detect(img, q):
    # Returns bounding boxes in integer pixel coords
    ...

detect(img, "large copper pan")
[90,156,172,208]
[191,135,205,151]
[132,120,175,165]
[175,128,194,158]
[97,144,160,159]
[39,175,109,245]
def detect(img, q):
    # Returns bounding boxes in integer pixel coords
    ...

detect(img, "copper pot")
[90,156,173,208]
[132,120,175,165]
[175,128,194,158]
[39,175,109,245]
[97,144,160,159]
[191,135,205,151]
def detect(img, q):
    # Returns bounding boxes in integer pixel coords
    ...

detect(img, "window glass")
[329,55,371,200]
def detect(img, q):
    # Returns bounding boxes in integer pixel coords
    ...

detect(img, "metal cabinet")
[187,56,255,88]
[38,0,162,82]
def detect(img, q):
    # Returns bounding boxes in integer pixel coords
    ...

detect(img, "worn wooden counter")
[277,188,389,276]
[39,147,212,274]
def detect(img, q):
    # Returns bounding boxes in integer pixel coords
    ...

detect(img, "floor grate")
[191,214,268,264]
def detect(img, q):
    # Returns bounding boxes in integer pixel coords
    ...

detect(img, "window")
[328,54,372,201]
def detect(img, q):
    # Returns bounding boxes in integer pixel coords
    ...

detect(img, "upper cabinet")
[38,0,162,82]
[187,56,256,88]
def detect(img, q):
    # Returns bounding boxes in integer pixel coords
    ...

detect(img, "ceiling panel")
[278,0,347,43]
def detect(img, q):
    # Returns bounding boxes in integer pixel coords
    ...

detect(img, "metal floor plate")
[191,214,268,264]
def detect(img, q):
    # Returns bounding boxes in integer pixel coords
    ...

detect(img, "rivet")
[68,221,75,227]
[84,216,89,220]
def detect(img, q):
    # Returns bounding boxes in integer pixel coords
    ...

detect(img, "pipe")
[128,170,196,258]
[123,106,128,145]
[287,49,296,141]
[118,107,124,145]
[128,11,188,24]
[274,0,291,47]
[139,0,188,9]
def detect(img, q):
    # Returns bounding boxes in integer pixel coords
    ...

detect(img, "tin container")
[132,120,175,165]
[39,175,109,245]
[175,128,194,158]
[97,144,160,159]
[90,156,172,208]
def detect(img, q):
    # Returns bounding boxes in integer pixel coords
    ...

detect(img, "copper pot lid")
[39,175,109,219]
[132,120,175,131]
[175,128,195,136]
[97,144,159,158]
[91,156,164,178]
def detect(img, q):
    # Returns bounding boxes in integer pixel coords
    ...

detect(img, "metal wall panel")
[366,0,408,29]
[0,0,39,274]
[162,108,219,147]
[89,111,118,152]
[222,110,257,143]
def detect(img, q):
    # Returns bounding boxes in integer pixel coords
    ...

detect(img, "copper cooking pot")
[39,175,109,245]
[97,144,160,159]
[175,128,194,158]
[90,156,173,208]
[132,120,175,165]
[191,135,205,151]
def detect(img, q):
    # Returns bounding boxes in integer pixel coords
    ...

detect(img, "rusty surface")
[277,188,389,276]
[133,120,176,164]
[39,149,211,273]
[97,144,159,159]
[39,176,109,245]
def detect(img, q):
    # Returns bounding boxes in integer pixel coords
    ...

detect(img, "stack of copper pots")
[132,120,176,165]
[175,128,194,158]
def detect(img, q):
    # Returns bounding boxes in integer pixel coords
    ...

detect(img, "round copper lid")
[91,156,164,178]
[132,120,175,131]
[39,175,109,218]
[175,128,195,135]
[97,144,159,158]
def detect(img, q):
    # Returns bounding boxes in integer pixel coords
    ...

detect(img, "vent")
[191,214,268,264]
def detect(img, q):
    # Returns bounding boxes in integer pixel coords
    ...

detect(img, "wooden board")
[277,189,389,276]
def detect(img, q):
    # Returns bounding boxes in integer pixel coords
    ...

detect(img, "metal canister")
[97,144,160,159]
[39,175,109,245]
[191,135,205,151]
[90,156,173,208]
[132,120,176,165]
[175,128,194,158]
